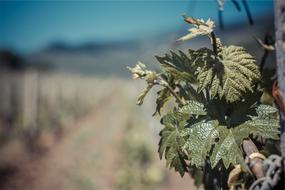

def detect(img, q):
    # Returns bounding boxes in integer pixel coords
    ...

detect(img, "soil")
[0,86,198,190]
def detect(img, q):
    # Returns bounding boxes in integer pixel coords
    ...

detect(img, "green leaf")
[164,143,188,177]
[228,90,262,126]
[178,82,206,102]
[178,100,207,116]
[242,118,280,140]
[136,83,154,105]
[155,50,197,83]
[220,46,261,102]
[256,104,278,117]
[193,46,261,103]
[210,104,279,168]
[210,125,245,168]
[158,114,188,176]
[156,46,260,103]
[153,88,171,116]
[181,121,250,169]
[210,75,220,97]
[242,104,280,140]
[153,74,176,116]
[206,98,228,125]
[197,67,214,92]
[181,120,219,167]
[182,113,278,170]
[191,48,220,92]
[161,111,187,128]
[189,166,204,188]
[129,17,280,181]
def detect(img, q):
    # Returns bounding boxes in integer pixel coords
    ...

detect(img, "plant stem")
[205,89,210,102]
[218,9,224,30]
[210,32,218,55]
[242,139,264,178]
[166,84,186,106]
[242,0,254,25]
[160,80,185,106]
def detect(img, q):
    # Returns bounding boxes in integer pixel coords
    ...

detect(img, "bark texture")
[275,0,285,158]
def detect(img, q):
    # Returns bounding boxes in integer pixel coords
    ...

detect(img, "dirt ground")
[0,83,197,190]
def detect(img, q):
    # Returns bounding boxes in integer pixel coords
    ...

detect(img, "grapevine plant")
[128,16,280,189]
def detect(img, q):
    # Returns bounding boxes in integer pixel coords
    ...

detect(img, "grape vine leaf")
[209,125,246,168]
[153,88,171,116]
[177,104,279,169]
[155,50,197,83]
[219,46,261,102]
[178,100,207,116]
[181,120,219,167]
[153,74,175,116]
[242,104,280,140]
[156,46,261,103]
[158,112,188,177]
[210,104,280,168]
[195,46,261,102]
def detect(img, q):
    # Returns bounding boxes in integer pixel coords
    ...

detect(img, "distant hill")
[24,14,275,77]
[44,40,141,54]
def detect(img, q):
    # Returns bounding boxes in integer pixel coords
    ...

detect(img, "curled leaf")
[127,62,147,78]
[179,15,215,41]
[136,84,155,105]
[127,62,157,83]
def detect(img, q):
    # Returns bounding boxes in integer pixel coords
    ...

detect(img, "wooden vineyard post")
[275,0,285,158]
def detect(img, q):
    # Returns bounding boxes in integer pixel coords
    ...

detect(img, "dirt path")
[1,87,130,190]
[0,84,198,190]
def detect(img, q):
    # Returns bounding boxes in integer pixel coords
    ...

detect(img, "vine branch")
[242,139,265,178]
[160,80,186,106]
[210,32,218,55]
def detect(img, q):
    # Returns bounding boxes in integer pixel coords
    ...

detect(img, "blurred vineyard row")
[0,68,117,151]
[116,117,165,190]
[0,51,199,189]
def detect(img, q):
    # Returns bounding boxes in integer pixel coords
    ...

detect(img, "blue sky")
[0,0,273,53]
